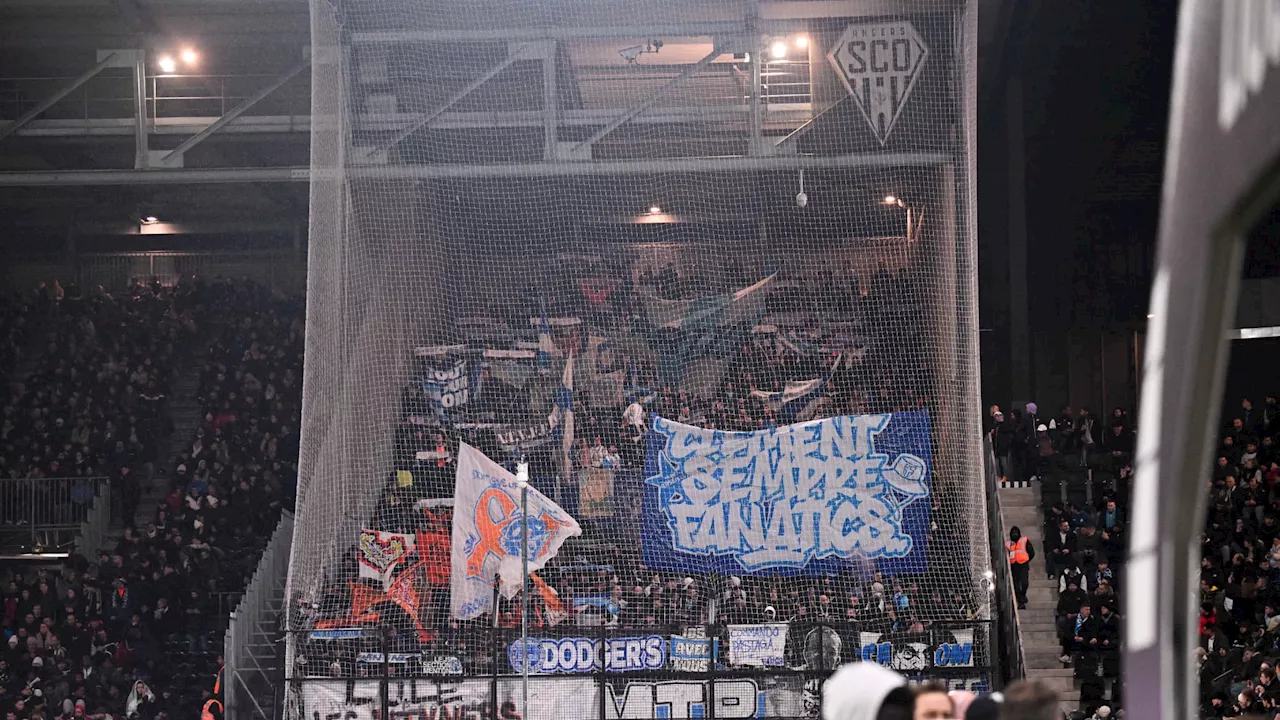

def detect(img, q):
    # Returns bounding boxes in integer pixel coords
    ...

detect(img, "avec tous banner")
[643,412,932,576]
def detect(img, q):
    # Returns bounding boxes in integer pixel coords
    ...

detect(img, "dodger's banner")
[451,443,582,620]
[643,412,932,575]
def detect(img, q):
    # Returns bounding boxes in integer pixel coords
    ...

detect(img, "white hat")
[31,656,44,667]
[683,577,694,586]
[1037,423,1048,432]
[823,662,906,720]
[1096,707,1112,719]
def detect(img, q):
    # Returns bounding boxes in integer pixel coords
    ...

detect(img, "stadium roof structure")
[0,0,1012,245]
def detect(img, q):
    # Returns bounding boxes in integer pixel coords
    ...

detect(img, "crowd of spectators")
[0,289,33,392]
[989,391,1280,719]
[0,281,189,539]
[1196,395,1280,718]
[990,403,1131,719]
[1,278,302,720]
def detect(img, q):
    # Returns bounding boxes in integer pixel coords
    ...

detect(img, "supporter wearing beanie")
[822,663,914,720]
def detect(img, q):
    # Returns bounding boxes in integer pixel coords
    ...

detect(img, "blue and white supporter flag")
[548,354,575,479]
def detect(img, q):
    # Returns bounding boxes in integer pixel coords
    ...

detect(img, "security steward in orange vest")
[203,665,224,720]
[201,698,223,720]
[1007,526,1035,610]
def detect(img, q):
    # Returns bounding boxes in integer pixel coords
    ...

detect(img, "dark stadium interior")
[0,1,1278,720]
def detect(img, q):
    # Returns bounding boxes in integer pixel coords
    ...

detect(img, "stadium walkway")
[999,483,1080,715]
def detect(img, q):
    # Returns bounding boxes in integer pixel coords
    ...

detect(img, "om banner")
[643,412,932,575]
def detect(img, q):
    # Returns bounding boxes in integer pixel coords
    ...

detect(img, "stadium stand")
[993,395,1279,719]
[0,278,300,719]
[290,261,992,707]
[991,405,1129,719]
[1,266,996,718]
[1,282,186,549]
[1195,395,1280,719]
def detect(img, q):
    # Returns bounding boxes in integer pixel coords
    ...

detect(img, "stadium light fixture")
[180,48,199,66]
[157,55,177,73]
[770,41,788,59]
[882,194,903,207]
[795,35,810,49]
[141,215,159,225]
[648,205,662,215]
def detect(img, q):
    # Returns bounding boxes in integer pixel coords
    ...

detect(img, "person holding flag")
[548,353,574,503]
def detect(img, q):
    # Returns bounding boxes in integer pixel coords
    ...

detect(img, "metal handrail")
[0,476,109,553]
[983,436,1027,686]
[0,71,309,125]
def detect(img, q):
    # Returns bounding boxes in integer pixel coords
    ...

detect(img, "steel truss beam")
[352,22,799,44]
[9,104,814,138]
[376,44,532,154]
[573,46,723,154]
[0,53,120,143]
[0,151,949,186]
[159,55,311,166]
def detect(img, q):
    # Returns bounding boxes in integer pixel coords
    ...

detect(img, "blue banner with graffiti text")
[642,412,932,576]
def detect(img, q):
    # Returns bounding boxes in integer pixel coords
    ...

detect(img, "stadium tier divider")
[226,510,295,720]
[983,435,1026,685]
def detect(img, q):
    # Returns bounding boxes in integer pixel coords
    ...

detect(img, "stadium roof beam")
[572,45,723,155]
[348,0,952,44]
[0,151,950,186]
[9,104,817,139]
[374,44,535,155]
[352,23,793,44]
[0,52,121,143]
[158,54,311,167]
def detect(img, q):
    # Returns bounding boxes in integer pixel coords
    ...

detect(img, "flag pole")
[516,462,530,719]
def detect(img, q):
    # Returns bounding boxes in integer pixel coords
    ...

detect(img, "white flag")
[450,442,582,620]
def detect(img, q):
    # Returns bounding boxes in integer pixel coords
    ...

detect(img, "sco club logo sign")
[827,21,929,145]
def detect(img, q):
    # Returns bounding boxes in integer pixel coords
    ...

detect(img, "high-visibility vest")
[202,699,223,720]
[1007,537,1030,564]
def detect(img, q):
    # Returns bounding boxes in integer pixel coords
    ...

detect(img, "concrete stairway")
[128,351,206,529]
[999,483,1080,716]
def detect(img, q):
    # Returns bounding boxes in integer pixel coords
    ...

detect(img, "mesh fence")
[289,0,983,717]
